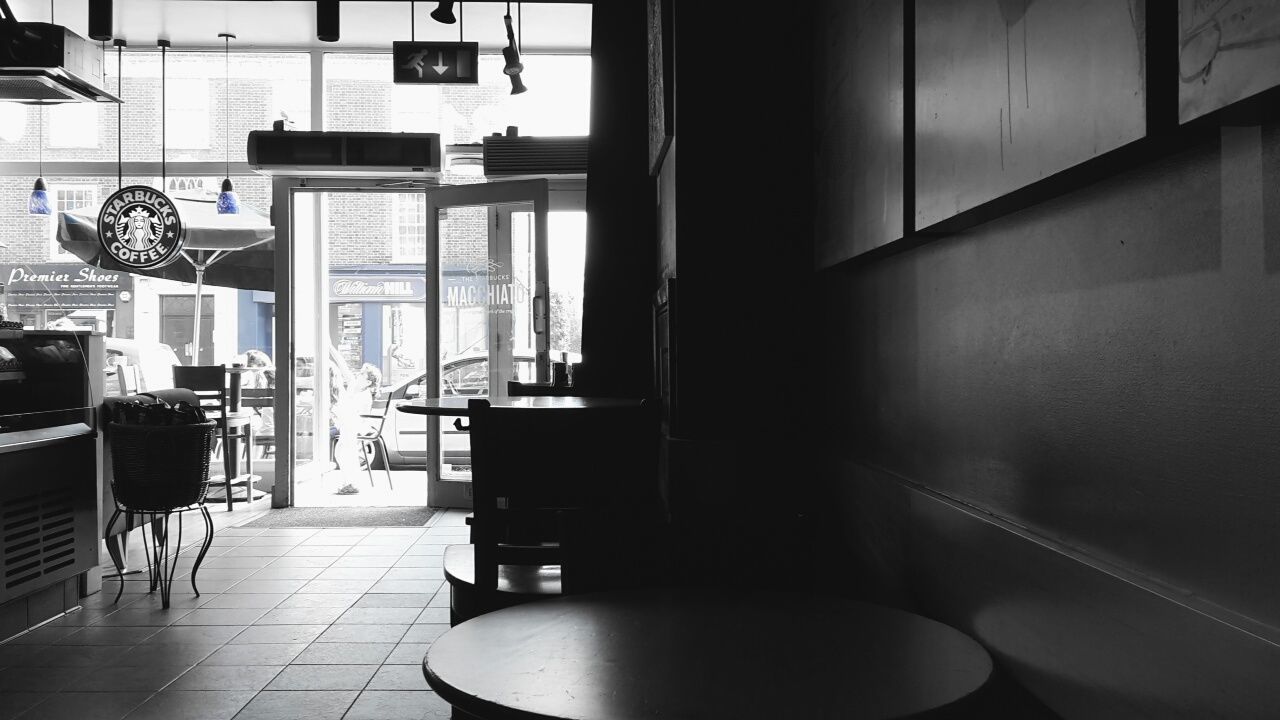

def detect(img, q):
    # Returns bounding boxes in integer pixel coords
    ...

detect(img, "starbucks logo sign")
[98,186,184,269]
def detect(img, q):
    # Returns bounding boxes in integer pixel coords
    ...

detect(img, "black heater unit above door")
[247,131,442,178]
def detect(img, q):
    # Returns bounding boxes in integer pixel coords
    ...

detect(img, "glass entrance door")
[426,180,550,508]
[272,177,549,510]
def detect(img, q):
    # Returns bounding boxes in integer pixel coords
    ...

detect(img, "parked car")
[104,337,182,393]
[370,355,536,472]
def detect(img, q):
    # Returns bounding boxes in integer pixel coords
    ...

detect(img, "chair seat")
[443,544,562,596]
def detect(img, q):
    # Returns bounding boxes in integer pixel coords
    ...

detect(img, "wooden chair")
[241,388,275,459]
[114,364,140,396]
[444,398,662,624]
[172,365,259,511]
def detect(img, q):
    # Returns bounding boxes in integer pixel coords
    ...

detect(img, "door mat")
[236,507,436,528]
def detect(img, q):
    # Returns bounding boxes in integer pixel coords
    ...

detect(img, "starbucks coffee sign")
[97,186,185,269]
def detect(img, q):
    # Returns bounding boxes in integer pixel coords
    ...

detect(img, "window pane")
[324,53,590,143]
[0,51,311,163]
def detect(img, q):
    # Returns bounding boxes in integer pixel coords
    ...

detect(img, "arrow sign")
[393,41,478,85]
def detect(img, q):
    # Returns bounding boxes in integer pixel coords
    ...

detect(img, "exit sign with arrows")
[393,41,480,85]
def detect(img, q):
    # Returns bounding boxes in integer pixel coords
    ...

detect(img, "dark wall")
[578,1,655,399]
[655,1,817,582]
[819,57,1280,714]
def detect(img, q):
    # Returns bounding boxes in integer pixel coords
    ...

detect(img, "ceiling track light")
[503,2,525,95]
[430,1,456,24]
[317,0,340,42]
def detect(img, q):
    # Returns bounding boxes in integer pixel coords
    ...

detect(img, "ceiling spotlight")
[317,0,340,42]
[502,11,522,75]
[430,1,456,24]
[88,0,113,41]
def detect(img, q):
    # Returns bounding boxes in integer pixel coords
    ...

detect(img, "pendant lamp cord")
[458,2,463,41]
[161,43,166,187]
[116,43,122,189]
[411,2,415,41]
[518,2,521,51]
[224,34,230,181]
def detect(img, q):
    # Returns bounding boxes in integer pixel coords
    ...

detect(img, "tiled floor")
[0,509,471,720]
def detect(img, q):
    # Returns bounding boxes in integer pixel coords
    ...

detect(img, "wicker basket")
[108,421,217,512]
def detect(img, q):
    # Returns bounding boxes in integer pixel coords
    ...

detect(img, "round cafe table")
[424,588,993,720]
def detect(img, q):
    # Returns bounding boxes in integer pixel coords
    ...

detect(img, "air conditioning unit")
[247,131,443,178]
[483,135,588,178]
[0,21,119,104]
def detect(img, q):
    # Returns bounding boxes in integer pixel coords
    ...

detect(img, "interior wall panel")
[814,0,903,265]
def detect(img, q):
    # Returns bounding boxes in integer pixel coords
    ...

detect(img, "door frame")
[270,176,553,509]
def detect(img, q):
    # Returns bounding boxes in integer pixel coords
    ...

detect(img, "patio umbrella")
[57,195,275,361]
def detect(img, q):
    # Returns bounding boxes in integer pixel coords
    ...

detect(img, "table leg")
[221,426,235,512]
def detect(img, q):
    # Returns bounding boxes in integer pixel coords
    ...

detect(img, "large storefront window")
[0,52,311,164]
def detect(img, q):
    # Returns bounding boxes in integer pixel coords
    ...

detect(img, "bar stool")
[173,365,257,511]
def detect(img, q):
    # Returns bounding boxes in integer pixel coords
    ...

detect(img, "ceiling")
[6,1,591,52]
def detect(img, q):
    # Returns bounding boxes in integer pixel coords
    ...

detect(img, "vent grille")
[483,136,588,177]
[0,76,75,102]
[2,490,77,591]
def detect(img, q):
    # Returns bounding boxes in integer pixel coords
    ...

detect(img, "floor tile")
[60,660,190,692]
[382,568,444,581]
[114,643,222,668]
[121,689,257,720]
[232,689,358,718]
[146,625,245,645]
[0,665,87,692]
[253,529,317,538]
[299,579,378,594]
[54,626,160,646]
[427,592,450,608]
[265,664,377,690]
[367,663,431,690]
[199,643,307,666]
[176,568,257,581]
[331,690,452,720]
[199,594,290,609]
[253,607,347,625]
[313,567,386,581]
[225,579,310,594]
[246,567,323,581]
[45,607,120,626]
[230,547,288,558]
[173,608,269,626]
[0,692,48,720]
[284,547,348,557]
[238,537,302,547]
[0,644,51,667]
[399,624,448,644]
[201,557,273,569]
[337,607,423,625]
[168,663,284,691]
[330,556,400,568]
[369,580,442,594]
[6,624,83,645]
[229,624,328,645]
[345,545,410,556]
[392,556,444,568]
[401,546,446,557]
[273,593,362,609]
[19,690,151,720]
[120,593,212,610]
[351,593,433,608]
[414,608,450,624]
[89,608,193,627]
[291,642,394,665]
[265,556,334,569]
[384,643,431,665]
[315,624,410,644]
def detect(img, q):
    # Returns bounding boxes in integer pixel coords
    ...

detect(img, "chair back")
[115,364,140,396]
[172,364,229,416]
[466,398,659,599]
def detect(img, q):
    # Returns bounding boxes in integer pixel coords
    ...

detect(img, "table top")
[424,588,993,720]
[396,396,643,416]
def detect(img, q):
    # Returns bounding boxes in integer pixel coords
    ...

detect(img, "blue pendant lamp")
[28,110,49,215]
[216,32,239,214]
